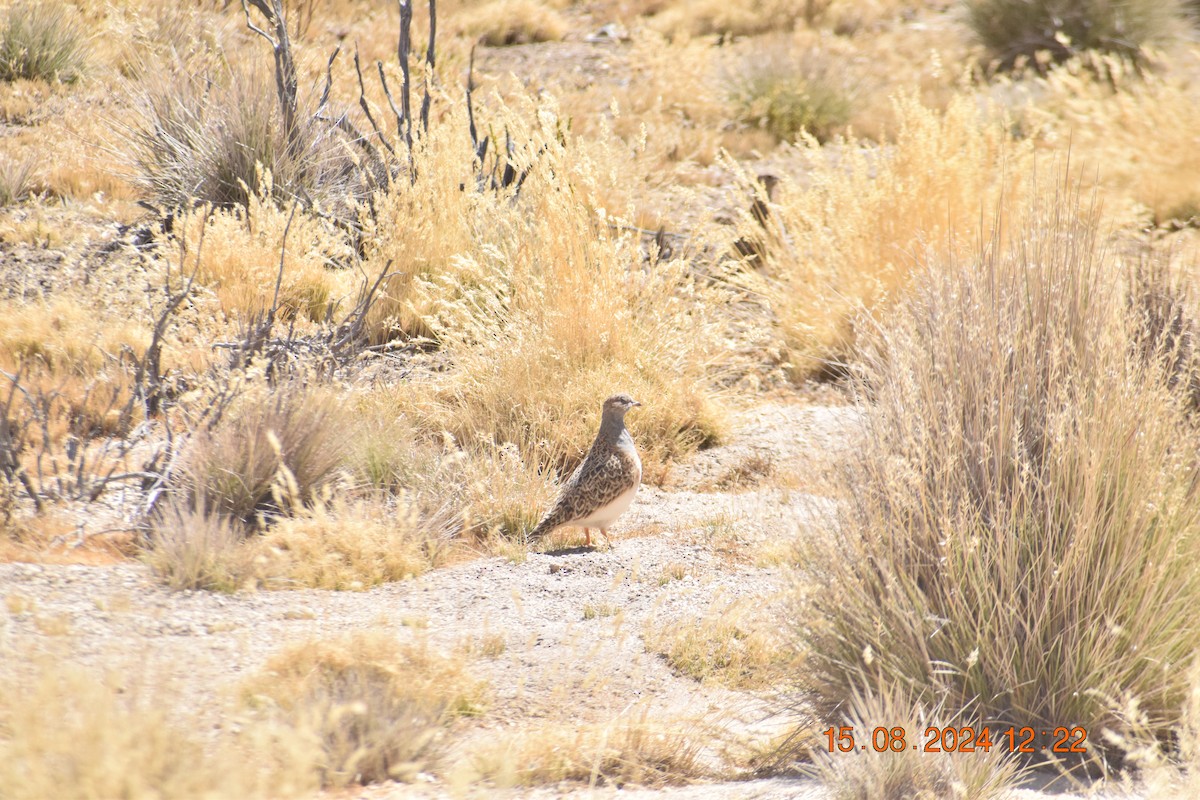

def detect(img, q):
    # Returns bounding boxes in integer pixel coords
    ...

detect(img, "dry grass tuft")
[173,185,351,323]
[466,711,708,787]
[650,0,803,38]
[793,183,1200,768]
[0,294,148,378]
[180,382,346,527]
[260,495,457,590]
[125,59,356,210]
[242,632,486,787]
[143,496,259,592]
[0,1,87,84]
[455,0,568,45]
[1014,65,1200,225]
[726,36,856,144]
[0,662,229,799]
[0,154,36,206]
[808,685,1026,799]
[647,595,793,689]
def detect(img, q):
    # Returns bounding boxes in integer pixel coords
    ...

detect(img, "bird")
[527,393,643,548]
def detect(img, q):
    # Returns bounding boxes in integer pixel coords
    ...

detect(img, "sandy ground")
[0,399,863,796]
[0,398,1150,799]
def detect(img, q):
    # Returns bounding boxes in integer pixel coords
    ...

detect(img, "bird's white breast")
[576,481,640,528]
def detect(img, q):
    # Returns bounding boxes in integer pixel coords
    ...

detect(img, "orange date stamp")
[822,725,1088,754]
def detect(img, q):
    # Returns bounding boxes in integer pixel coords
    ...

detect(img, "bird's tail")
[526,518,552,542]
[526,508,561,543]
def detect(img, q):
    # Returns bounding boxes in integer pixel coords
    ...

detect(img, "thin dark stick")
[420,0,436,134]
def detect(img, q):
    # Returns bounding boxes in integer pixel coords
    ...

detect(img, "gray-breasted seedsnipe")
[528,393,642,547]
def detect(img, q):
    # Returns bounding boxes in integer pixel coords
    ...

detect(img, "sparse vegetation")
[260,496,456,590]
[457,0,568,45]
[737,92,1034,380]
[0,156,36,206]
[467,712,708,787]
[647,596,793,689]
[127,61,354,210]
[808,685,1026,799]
[0,661,287,800]
[5,0,1200,794]
[144,496,260,592]
[180,382,346,526]
[650,0,804,38]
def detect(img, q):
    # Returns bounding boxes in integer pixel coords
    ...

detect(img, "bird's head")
[602,393,641,421]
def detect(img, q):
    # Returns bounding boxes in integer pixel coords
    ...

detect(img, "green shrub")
[0,1,86,84]
[793,187,1200,769]
[727,41,854,143]
[965,0,1184,71]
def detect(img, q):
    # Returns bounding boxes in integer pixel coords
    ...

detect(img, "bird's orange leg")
[583,528,592,547]
[600,528,612,546]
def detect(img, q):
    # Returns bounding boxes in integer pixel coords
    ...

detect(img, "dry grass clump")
[726,37,856,144]
[965,0,1184,72]
[106,3,226,80]
[467,712,707,787]
[143,496,261,592]
[0,1,87,84]
[261,496,457,590]
[0,657,323,798]
[242,632,486,787]
[646,596,793,689]
[793,186,1200,768]
[739,92,1032,380]
[0,294,148,444]
[174,185,351,323]
[0,155,36,206]
[1013,65,1200,225]
[0,295,148,378]
[126,59,354,210]
[454,0,568,45]
[1119,666,1200,797]
[1128,255,1200,411]
[180,382,346,526]
[808,685,1025,799]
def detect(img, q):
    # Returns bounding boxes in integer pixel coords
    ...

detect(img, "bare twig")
[397,0,415,177]
[354,47,396,158]
[242,0,300,156]
[420,0,436,134]
[0,366,42,513]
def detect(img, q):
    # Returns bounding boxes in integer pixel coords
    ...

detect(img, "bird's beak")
[632,400,642,407]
